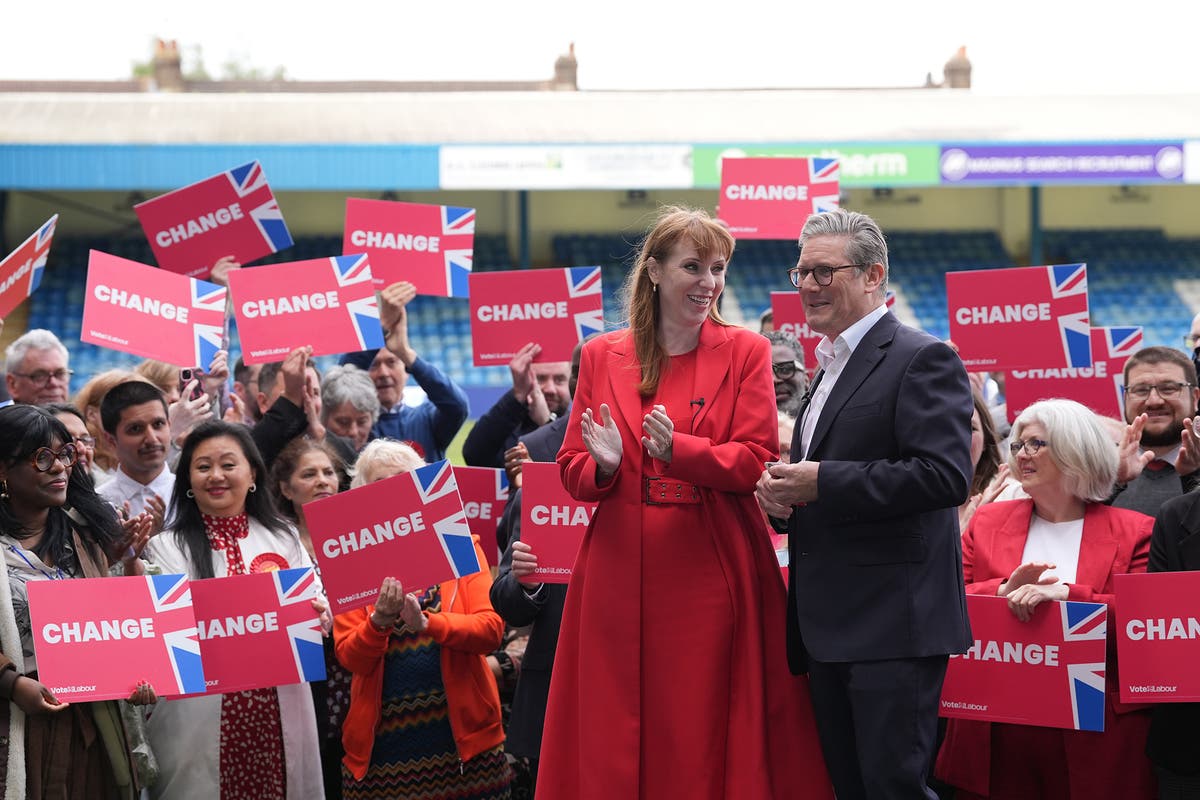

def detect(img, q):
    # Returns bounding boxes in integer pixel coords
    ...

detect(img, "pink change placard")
[941,595,1108,731]
[520,462,596,584]
[81,250,226,368]
[135,161,292,279]
[468,267,603,366]
[28,574,206,702]
[305,460,480,615]
[0,215,56,319]
[343,198,474,296]
[718,157,840,240]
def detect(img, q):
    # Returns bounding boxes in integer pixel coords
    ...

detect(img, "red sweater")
[334,540,505,781]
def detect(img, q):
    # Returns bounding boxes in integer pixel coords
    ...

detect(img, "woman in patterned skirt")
[335,439,510,800]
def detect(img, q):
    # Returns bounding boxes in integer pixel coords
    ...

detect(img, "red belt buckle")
[643,477,701,505]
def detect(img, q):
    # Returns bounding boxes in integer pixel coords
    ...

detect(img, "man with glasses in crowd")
[4,329,72,405]
[756,208,973,800]
[1111,345,1200,516]
[763,330,808,418]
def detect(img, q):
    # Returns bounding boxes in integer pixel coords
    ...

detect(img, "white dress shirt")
[800,304,889,460]
[97,464,175,517]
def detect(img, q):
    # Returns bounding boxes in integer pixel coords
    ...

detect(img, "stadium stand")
[37,228,1200,396]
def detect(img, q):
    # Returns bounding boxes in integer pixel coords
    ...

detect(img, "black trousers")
[807,655,949,800]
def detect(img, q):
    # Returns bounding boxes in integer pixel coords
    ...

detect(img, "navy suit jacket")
[786,311,974,670]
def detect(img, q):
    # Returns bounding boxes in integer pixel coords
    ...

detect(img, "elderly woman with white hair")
[936,398,1155,800]
[333,440,509,800]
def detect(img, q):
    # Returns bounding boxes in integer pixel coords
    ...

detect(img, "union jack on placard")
[1067,662,1107,732]
[147,573,193,613]
[809,157,840,184]
[162,628,207,696]
[248,198,294,253]
[272,567,319,607]
[332,254,373,288]
[191,279,227,314]
[432,509,482,579]
[1061,601,1107,641]
[27,215,58,296]
[567,266,604,340]
[442,206,476,235]
[1103,326,1143,359]
[227,161,268,197]
[1048,263,1088,298]
[444,249,473,298]
[344,294,383,352]
[1058,311,1093,369]
[413,460,461,504]
[286,618,327,683]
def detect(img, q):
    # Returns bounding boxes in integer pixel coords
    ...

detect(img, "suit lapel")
[687,322,732,432]
[606,335,648,445]
[1075,504,1119,591]
[807,313,897,456]
[993,500,1036,575]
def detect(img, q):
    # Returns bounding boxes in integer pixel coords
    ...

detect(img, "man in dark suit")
[756,208,974,800]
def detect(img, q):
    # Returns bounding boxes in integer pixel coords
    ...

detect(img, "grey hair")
[350,438,423,489]
[5,329,68,372]
[321,365,381,425]
[762,330,804,368]
[798,209,889,292]
[1008,399,1118,503]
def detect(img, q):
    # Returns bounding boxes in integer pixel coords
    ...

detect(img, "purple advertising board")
[939,143,1184,184]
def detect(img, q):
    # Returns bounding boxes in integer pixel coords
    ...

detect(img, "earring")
[652,283,658,293]
[249,483,257,494]
[0,481,7,501]
[186,489,195,498]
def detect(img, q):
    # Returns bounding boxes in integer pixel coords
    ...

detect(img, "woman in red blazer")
[535,208,832,800]
[936,398,1156,799]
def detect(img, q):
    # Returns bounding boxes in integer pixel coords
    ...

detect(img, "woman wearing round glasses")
[936,398,1155,799]
[0,404,155,798]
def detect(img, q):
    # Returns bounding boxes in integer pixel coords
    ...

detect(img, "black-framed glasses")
[12,368,73,386]
[1122,381,1193,400]
[30,444,77,473]
[1009,438,1048,457]
[772,361,800,379]
[788,264,863,288]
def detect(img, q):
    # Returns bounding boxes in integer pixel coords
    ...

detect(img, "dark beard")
[1142,420,1185,448]
[779,393,803,417]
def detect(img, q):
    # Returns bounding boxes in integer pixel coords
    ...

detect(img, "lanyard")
[7,544,65,581]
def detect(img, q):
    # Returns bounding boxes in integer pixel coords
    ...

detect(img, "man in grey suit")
[757,209,974,800]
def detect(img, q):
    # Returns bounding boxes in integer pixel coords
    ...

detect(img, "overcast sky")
[6,0,1199,95]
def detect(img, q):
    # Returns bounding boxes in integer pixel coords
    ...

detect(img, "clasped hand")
[998,561,1068,622]
[371,576,427,633]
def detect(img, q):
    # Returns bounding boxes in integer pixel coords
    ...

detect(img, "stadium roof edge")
[4,91,1200,144]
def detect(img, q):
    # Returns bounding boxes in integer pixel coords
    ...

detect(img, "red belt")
[643,477,701,505]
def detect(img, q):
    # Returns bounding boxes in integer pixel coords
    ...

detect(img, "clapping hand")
[581,404,622,478]
[641,404,674,464]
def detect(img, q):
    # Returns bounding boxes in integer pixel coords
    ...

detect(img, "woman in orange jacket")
[334,440,510,800]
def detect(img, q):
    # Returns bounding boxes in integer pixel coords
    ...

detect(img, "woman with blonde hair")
[937,398,1156,798]
[335,440,510,799]
[537,207,831,799]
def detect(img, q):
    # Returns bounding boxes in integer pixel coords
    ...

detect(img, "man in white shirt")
[97,381,174,530]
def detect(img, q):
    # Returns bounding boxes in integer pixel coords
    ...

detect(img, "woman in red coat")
[936,398,1156,799]
[535,207,832,800]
